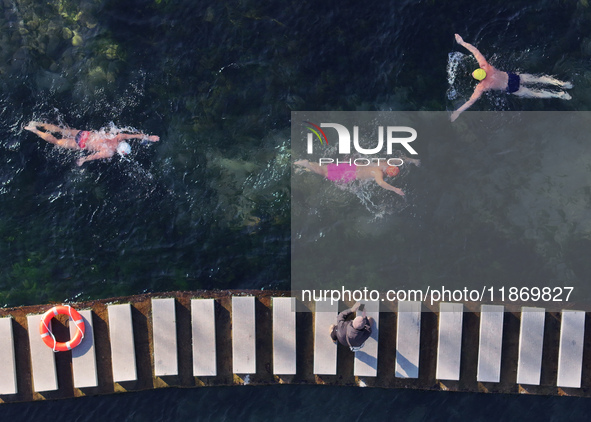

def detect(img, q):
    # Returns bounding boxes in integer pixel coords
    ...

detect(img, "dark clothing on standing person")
[333,307,371,348]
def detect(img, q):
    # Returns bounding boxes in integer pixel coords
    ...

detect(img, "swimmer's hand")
[146,135,159,142]
[455,34,464,44]
[376,178,405,196]
[393,187,405,197]
[450,110,461,122]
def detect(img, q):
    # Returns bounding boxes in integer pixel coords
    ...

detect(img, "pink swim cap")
[386,166,400,177]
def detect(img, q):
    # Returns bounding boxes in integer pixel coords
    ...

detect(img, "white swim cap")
[117,142,131,156]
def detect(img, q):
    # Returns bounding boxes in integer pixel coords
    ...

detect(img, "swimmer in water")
[451,34,573,122]
[294,156,420,197]
[24,121,159,166]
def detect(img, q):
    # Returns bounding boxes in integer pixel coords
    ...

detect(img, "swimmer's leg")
[24,123,77,147]
[34,122,79,138]
[519,74,573,89]
[24,124,62,145]
[294,159,328,176]
[513,86,571,100]
[400,156,421,167]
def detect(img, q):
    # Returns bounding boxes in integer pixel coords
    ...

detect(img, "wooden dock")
[0,290,589,404]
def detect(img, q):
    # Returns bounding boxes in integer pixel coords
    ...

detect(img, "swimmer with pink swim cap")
[294,156,418,197]
[24,121,159,166]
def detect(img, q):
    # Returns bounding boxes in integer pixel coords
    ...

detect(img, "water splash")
[446,51,467,100]
[296,161,411,221]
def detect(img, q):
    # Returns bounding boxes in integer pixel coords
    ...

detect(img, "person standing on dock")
[330,302,372,351]
[451,34,573,122]
[25,121,159,166]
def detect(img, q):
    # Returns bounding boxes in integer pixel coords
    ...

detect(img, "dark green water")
[4,385,591,421]
[1,0,591,418]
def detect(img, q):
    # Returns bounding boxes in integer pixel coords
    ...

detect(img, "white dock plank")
[436,302,464,381]
[232,296,256,374]
[108,304,137,383]
[313,300,338,375]
[396,301,421,378]
[152,298,178,376]
[557,310,585,388]
[516,307,545,385]
[27,314,58,392]
[354,300,380,377]
[191,299,217,376]
[477,305,504,383]
[0,317,17,394]
[272,297,297,375]
[70,310,98,388]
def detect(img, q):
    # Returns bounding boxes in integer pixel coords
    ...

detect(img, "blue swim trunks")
[506,73,520,93]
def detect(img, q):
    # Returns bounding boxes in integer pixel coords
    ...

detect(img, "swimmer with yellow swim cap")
[24,121,159,166]
[451,34,573,122]
[472,68,487,81]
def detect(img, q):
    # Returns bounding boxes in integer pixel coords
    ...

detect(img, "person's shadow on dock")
[356,350,378,370]
[395,351,418,378]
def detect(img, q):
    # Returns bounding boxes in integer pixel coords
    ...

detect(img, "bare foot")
[294,167,310,175]
[24,121,40,132]
[294,159,312,174]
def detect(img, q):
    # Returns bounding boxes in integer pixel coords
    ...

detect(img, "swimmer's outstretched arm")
[374,172,404,196]
[455,34,488,68]
[399,155,421,167]
[113,133,159,142]
[451,84,484,122]
[76,150,114,166]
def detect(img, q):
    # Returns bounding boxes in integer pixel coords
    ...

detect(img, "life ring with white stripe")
[39,305,85,352]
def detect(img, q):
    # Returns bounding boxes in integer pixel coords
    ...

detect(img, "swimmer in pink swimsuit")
[294,157,420,197]
[326,163,357,183]
[25,121,159,166]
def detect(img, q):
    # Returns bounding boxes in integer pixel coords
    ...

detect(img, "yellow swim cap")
[472,68,487,81]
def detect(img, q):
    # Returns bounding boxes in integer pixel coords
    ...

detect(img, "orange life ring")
[39,305,85,352]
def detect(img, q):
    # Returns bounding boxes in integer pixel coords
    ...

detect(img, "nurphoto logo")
[305,122,418,167]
